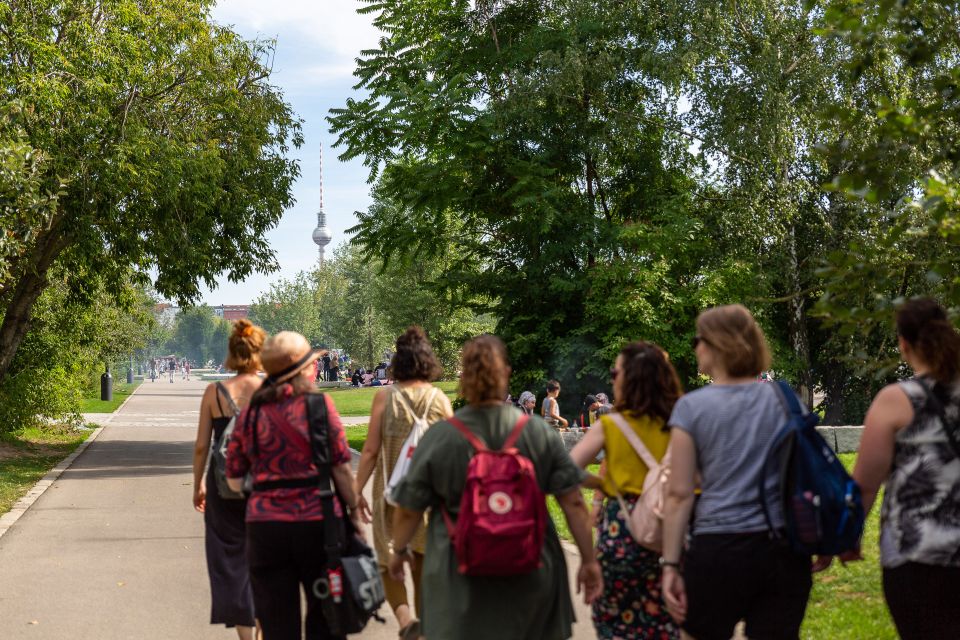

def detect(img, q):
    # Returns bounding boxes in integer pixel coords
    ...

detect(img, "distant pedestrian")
[185,360,191,380]
[192,319,266,640]
[542,380,568,430]
[594,392,613,418]
[661,304,814,640]
[150,363,157,382]
[571,341,681,639]
[849,298,960,640]
[386,335,602,640]
[321,352,331,382]
[517,391,537,416]
[169,362,175,383]
[330,352,340,382]
[226,332,361,640]
[577,394,600,430]
[354,326,453,640]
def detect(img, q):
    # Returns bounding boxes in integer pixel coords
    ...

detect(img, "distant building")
[153,303,178,327]
[213,305,251,321]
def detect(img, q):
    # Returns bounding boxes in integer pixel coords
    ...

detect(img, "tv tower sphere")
[313,146,333,264]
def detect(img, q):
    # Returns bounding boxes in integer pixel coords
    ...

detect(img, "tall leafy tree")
[0,0,302,379]
[332,0,702,398]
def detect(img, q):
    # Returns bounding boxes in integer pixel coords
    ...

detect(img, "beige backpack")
[605,413,671,552]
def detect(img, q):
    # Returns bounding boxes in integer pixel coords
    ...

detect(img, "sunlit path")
[0,378,598,639]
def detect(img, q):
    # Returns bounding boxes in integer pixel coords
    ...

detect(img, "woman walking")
[850,298,960,640]
[354,326,453,639]
[225,331,361,640]
[192,319,266,640]
[570,341,680,639]
[386,335,602,640]
[661,304,813,640]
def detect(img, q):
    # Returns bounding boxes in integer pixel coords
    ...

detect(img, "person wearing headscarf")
[518,391,537,416]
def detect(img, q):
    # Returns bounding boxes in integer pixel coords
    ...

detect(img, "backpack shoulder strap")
[447,416,489,452]
[502,413,530,451]
[421,387,440,420]
[215,381,240,416]
[608,412,659,469]
[772,380,804,419]
[306,393,344,560]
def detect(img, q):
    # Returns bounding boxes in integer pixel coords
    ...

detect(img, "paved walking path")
[0,378,596,639]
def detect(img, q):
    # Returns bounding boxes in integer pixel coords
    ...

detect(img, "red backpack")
[441,414,547,576]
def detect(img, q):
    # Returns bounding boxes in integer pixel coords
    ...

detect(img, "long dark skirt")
[592,497,678,640]
[204,461,256,628]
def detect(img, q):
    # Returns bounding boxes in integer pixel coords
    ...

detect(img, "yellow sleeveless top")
[600,412,670,497]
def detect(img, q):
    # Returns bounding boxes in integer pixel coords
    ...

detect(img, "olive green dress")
[390,404,586,640]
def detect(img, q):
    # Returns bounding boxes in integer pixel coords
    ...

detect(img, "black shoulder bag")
[305,393,386,635]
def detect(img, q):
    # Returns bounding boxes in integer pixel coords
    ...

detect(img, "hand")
[812,555,834,573]
[388,550,409,582]
[576,560,603,605]
[662,567,687,624]
[193,486,206,513]
[348,508,368,543]
[590,499,604,528]
[356,495,373,524]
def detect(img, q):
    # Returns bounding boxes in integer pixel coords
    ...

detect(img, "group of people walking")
[193,299,960,640]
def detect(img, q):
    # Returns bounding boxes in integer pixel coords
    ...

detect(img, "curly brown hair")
[897,297,960,384]
[459,335,510,405]
[389,326,443,382]
[614,341,683,424]
[224,319,266,373]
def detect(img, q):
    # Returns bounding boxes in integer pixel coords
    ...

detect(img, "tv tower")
[312,145,333,264]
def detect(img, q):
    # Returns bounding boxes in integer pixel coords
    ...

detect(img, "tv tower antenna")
[312,145,333,264]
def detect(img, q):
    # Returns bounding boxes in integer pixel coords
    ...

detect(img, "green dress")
[390,404,586,640]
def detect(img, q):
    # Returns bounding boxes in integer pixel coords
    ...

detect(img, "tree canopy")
[0,0,302,379]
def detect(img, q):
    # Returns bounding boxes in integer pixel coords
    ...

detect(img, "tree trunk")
[786,222,814,407]
[0,221,68,380]
[821,364,847,426]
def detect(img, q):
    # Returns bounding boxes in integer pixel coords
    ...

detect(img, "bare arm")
[354,389,388,523]
[332,462,359,513]
[192,385,216,512]
[570,422,605,467]
[387,505,425,581]
[854,384,912,516]
[662,427,697,623]
[556,487,603,604]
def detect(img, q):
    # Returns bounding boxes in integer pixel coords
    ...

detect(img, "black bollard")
[101,367,113,402]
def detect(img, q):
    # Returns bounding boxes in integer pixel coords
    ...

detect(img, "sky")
[198,1,381,306]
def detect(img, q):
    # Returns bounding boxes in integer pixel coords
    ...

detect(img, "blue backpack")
[759,381,865,556]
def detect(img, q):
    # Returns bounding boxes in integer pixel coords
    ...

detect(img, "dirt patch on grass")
[0,443,21,462]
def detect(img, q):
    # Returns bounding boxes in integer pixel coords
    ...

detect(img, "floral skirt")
[592,496,679,640]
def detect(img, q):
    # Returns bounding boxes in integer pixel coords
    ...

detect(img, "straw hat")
[260,331,324,385]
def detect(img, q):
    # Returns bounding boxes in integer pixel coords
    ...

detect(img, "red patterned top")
[226,388,351,523]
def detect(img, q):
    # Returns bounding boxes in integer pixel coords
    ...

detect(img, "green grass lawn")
[344,424,368,452]
[324,380,459,417]
[801,454,895,639]
[78,380,142,413]
[0,424,91,516]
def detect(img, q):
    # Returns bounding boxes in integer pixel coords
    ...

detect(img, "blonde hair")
[224,319,266,373]
[696,304,771,378]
